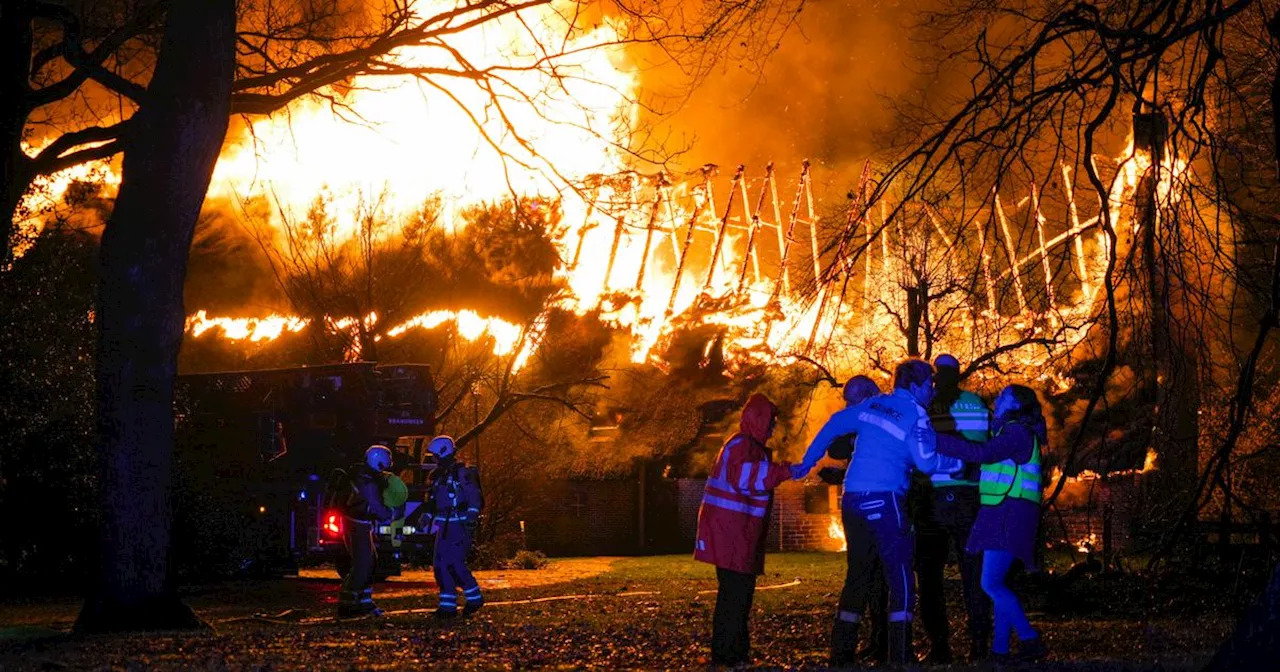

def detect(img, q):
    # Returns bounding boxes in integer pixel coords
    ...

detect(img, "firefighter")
[694,393,794,666]
[426,435,484,618]
[337,444,396,618]
[795,359,964,666]
[913,353,992,663]
[792,375,890,665]
[927,384,1049,663]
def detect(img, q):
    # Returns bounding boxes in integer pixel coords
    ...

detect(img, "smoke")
[639,1,951,186]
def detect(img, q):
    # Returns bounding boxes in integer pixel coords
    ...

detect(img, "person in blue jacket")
[926,384,1049,663]
[794,359,964,665]
[796,375,890,664]
[337,445,396,618]
[426,435,485,618]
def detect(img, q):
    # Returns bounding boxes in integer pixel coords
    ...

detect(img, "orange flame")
[828,515,847,553]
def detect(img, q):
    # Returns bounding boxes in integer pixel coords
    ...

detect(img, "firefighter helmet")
[365,444,392,471]
[427,435,456,460]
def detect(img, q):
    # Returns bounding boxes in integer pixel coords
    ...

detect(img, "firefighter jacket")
[928,389,990,488]
[345,464,395,524]
[429,460,482,534]
[805,388,964,494]
[694,394,792,575]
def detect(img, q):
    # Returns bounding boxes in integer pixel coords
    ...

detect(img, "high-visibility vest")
[978,432,1042,505]
[931,391,989,488]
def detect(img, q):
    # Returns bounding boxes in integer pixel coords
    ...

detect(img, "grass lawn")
[0,553,1239,670]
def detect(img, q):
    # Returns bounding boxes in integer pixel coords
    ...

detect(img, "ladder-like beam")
[703,165,746,292]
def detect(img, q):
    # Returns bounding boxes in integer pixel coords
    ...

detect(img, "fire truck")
[173,362,439,578]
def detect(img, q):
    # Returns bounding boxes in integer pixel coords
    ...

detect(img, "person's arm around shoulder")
[909,406,964,475]
[935,422,1034,464]
[792,406,860,479]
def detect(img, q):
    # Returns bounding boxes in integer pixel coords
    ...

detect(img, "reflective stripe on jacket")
[979,434,1042,505]
[429,462,482,532]
[694,433,791,575]
[803,389,963,494]
[930,390,990,487]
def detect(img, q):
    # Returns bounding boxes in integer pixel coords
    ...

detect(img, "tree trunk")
[74,0,235,633]
[905,283,923,357]
[1,0,34,261]
[1138,169,1200,497]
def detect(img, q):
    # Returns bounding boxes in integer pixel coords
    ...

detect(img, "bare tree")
[4,0,806,263]
[807,0,1277,537]
[246,190,606,454]
[16,0,809,634]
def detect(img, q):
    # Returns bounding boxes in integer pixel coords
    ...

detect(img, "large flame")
[13,4,1192,497]
[211,2,636,240]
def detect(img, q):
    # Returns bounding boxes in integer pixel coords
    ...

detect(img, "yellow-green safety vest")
[930,390,990,488]
[978,432,1042,505]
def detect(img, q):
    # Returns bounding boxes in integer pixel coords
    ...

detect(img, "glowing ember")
[1076,533,1099,554]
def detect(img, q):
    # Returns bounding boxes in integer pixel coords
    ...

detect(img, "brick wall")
[771,480,846,552]
[676,478,845,552]
[524,478,639,555]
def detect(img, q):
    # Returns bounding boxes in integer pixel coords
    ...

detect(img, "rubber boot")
[860,615,888,664]
[888,621,915,666]
[829,618,860,667]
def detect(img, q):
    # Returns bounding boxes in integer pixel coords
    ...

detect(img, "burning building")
[16,0,1229,560]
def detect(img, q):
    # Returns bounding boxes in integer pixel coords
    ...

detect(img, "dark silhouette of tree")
[242,191,604,447]
[808,0,1277,538]
[3,0,807,263]
[2,0,804,634]
[72,0,235,633]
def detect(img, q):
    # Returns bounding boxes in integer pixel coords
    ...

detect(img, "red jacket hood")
[739,393,778,445]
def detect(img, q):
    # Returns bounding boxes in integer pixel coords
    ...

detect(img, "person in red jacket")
[694,393,794,666]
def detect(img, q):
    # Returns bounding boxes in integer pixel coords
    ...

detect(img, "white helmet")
[427,435,456,460]
[365,444,392,471]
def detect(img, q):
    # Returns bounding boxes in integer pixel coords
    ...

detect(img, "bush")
[502,550,549,570]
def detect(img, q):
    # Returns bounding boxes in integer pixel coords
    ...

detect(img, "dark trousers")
[916,486,990,658]
[841,491,915,620]
[339,520,377,614]
[837,522,889,657]
[840,491,916,663]
[712,567,757,665]
[434,526,481,611]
